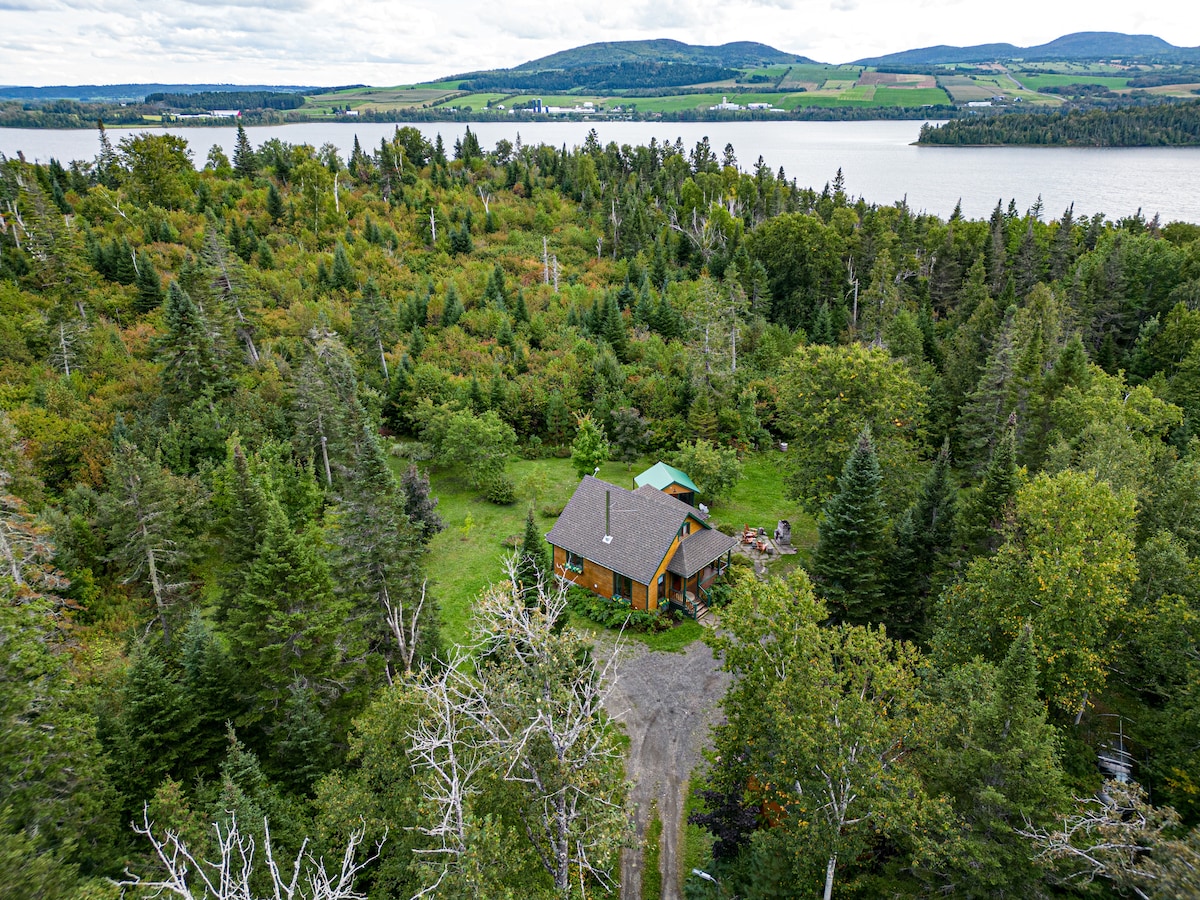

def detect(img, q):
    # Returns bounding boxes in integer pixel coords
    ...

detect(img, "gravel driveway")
[596,631,730,900]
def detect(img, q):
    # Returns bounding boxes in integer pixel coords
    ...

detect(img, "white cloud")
[0,0,1196,85]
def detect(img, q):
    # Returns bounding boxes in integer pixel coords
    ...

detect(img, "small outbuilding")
[634,461,699,507]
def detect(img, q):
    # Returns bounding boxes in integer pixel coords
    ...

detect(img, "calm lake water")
[3,120,1199,224]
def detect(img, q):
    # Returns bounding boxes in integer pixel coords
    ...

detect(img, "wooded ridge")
[1,123,1199,898]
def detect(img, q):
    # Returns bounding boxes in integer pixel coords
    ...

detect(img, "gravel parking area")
[595,631,730,900]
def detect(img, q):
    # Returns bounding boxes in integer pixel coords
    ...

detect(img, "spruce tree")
[134,251,164,313]
[227,497,351,720]
[232,123,257,179]
[441,283,463,327]
[400,463,443,544]
[179,610,245,778]
[330,427,441,679]
[211,437,272,614]
[515,506,550,604]
[888,439,957,642]
[811,426,891,625]
[924,626,1067,896]
[329,242,356,292]
[157,280,223,409]
[957,421,1019,558]
[266,182,285,222]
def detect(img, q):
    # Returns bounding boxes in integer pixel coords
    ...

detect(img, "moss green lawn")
[403,449,810,649]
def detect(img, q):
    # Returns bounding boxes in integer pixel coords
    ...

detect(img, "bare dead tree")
[117,807,383,900]
[668,206,724,263]
[405,560,628,896]
[1017,780,1196,900]
[406,651,490,861]
[383,578,428,682]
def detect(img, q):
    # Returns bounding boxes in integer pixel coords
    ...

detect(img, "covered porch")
[665,529,737,620]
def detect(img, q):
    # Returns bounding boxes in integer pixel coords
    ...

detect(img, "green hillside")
[509,39,810,71]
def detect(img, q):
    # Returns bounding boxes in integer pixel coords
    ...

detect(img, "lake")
[3,120,1199,224]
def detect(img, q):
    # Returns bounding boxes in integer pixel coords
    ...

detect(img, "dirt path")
[596,633,729,900]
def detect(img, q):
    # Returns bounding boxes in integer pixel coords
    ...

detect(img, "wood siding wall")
[552,544,659,611]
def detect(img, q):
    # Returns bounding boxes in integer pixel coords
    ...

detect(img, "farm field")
[1018,73,1131,90]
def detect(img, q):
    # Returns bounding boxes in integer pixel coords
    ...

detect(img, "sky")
[0,0,1197,87]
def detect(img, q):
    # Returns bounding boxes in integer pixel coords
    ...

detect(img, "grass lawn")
[711,452,816,553]
[680,776,715,886]
[412,453,650,647]
[404,448,805,649]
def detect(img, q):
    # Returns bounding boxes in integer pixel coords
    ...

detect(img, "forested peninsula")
[918,99,1200,145]
[2,123,1200,899]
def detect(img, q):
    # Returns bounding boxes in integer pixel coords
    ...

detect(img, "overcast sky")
[1,0,1196,87]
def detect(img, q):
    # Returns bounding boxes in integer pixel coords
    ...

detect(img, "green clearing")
[444,92,511,109]
[412,450,804,649]
[871,86,952,106]
[503,94,610,107]
[1018,73,1130,91]
[740,65,791,79]
[710,452,815,552]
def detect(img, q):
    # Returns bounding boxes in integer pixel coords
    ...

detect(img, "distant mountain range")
[2,32,1198,103]
[0,83,316,102]
[854,32,1200,66]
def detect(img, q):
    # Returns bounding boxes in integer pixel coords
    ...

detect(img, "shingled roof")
[667,528,738,578]
[548,476,737,586]
[547,476,698,586]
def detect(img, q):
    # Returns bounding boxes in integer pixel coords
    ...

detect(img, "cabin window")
[679,520,691,538]
[564,551,584,574]
[614,572,633,601]
[656,573,666,602]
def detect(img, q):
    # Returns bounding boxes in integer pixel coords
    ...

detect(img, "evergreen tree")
[888,439,957,642]
[441,282,464,327]
[400,463,443,544]
[329,242,356,292]
[210,437,272,615]
[957,421,1019,558]
[350,278,394,386]
[227,496,353,721]
[134,250,164,313]
[921,626,1068,896]
[271,683,333,793]
[957,305,1017,471]
[329,427,438,680]
[157,280,224,409]
[100,441,194,644]
[545,390,572,447]
[112,645,198,812]
[179,610,245,777]
[811,426,891,625]
[232,123,257,179]
[266,182,285,222]
[514,506,549,604]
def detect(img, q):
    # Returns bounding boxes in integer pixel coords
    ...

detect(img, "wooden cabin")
[546,475,736,615]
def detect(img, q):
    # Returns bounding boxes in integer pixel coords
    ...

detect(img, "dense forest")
[919,100,1200,145]
[2,118,1200,899]
[459,62,740,92]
